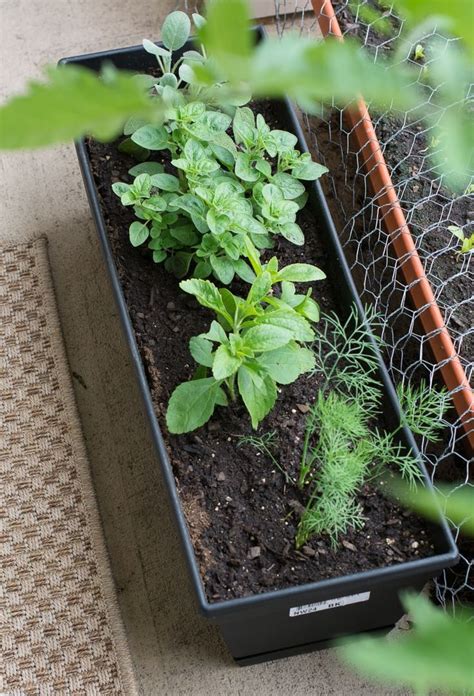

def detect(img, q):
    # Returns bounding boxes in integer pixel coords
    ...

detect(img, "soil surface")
[86,99,438,602]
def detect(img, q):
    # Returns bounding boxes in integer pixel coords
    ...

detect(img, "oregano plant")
[112,104,327,282]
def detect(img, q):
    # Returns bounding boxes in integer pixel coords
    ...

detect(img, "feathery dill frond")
[397,379,449,442]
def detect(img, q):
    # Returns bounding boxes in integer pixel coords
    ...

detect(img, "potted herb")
[63,11,456,664]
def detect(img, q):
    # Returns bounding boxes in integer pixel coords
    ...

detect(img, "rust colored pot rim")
[311,0,473,452]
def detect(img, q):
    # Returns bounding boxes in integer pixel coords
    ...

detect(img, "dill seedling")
[237,431,294,483]
[397,379,448,442]
[295,305,447,549]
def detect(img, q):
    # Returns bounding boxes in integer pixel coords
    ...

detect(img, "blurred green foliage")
[341,482,474,695]
[0,0,471,190]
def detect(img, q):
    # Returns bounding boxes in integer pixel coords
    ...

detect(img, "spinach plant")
[166,249,325,433]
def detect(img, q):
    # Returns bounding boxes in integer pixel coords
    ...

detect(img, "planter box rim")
[61,37,458,622]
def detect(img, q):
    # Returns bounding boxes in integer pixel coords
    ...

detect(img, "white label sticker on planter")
[289,592,371,617]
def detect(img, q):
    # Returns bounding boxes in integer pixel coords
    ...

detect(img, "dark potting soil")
[86,101,436,602]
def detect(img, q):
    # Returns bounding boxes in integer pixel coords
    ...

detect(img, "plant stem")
[227,374,236,401]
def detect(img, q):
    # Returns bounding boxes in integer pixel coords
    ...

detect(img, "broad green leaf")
[181,101,206,121]
[247,271,272,304]
[218,288,238,319]
[183,50,205,63]
[234,215,267,237]
[189,336,214,367]
[192,12,206,30]
[291,160,328,181]
[212,344,241,380]
[279,222,305,245]
[180,278,231,322]
[258,343,315,384]
[237,362,277,428]
[233,106,255,144]
[271,129,298,152]
[243,324,293,352]
[210,255,235,285]
[132,173,152,196]
[207,209,230,235]
[112,182,130,196]
[166,251,193,278]
[142,39,171,60]
[255,158,272,178]
[161,11,191,51]
[178,64,195,84]
[235,152,259,182]
[129,221,149,247]
[262,183,284,204]
[272,172,305,199]
[249,35,417,111]
[200,320,228,344]
[166,377,220,433]
[215,386,228,406]
[0,64,154,149]
[150,173,180,191]
[200,111,232,132]
[142,195,167,212]
[123,115,149,135]
[254,309,314,341]
[341,592,474,695]
[128,161,164,176]
[152,249,167,263]
[295,294,320,322]
[276,263,326,283]
[131,124,168,150]
[170,224,199,245]
[194,259,212,278]
[160,72,178,89]
[233,258,256,283]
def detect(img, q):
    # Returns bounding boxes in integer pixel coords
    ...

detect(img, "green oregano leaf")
[131,124,168,150]
[150,173,180,191]
[129,221,149,247]
[128,161,164,176]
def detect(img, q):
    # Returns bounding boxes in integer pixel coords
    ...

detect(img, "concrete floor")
[1,1,407,694]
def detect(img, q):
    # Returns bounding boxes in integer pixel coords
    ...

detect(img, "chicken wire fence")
[269,0,473,610]
[182,0,473,608]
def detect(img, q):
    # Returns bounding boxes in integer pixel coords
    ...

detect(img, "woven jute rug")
[0,238,139,696]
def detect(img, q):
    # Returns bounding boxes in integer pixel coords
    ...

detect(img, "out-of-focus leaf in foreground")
[0,64,156,149]
[341,593,474,696]
[390,479,474,536]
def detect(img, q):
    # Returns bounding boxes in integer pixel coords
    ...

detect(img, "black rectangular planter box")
[62,33,458,665]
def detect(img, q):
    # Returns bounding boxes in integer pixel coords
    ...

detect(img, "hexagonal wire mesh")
[265,0,473,610]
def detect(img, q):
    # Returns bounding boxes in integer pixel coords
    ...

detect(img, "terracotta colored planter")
[311,0,474,452]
